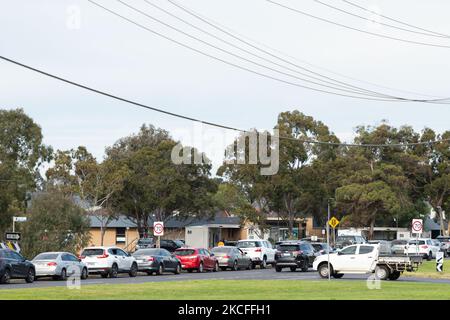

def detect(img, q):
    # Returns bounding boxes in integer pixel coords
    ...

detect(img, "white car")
[33,252,88,280]
[406,238,440,260]
[80,246,138,278]
[313,244,422,280]
[236,239,276,268]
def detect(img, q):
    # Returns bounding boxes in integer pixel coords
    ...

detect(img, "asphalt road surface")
[1,267,449,289]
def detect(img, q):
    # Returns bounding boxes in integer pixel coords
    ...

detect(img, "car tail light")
[98,251,109,258]
[420,245,428,249]
[147,257,154,262]
[78,256,85,260]
[223,255,230,259]
[255,248,262,252]
[47,262,57,266]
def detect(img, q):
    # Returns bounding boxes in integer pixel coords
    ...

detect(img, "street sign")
[328,217,340,229]
[13,217,27,222]
[153,221,164,237]
[5,232,21,241]
[436,252,444,272]
[411,219,423,234]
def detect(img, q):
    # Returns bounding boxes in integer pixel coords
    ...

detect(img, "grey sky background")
[1,0,450,173]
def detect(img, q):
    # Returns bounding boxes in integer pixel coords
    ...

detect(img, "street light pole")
[327,199,331,281]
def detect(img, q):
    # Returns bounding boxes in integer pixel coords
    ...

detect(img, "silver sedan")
[32,252,88,280]
[211,246,252,271]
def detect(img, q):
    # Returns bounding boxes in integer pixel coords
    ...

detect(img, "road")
[1,267,449,289]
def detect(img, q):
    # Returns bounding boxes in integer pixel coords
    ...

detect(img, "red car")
[174,248,219,273]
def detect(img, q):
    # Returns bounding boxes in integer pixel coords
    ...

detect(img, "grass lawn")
[1,280,450,300]
[403,259,450,279]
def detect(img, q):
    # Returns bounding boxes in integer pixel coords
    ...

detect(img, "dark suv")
[160,239,183,253]
[274,241,316,272]
[0,249,36,284]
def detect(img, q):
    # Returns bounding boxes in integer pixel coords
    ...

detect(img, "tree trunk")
[100,225,105,246]
[369,219,375,240]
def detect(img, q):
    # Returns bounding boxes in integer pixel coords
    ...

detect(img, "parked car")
[174,248,219,273]
[274,241,316,272]
[79,246,138,278]
[224,240,238,246]
[436,236,450,256]
[135,238,155,250]
[132,248,181,275]
[367,240,392,255]
[32,252,88,280]
[335,235,366,249]
[211,246,252,271]
[310,242,333,255]
[160,239,183,253]
[432,239,448,257]
[0,249,35,284]
[313,244,422,280]
[236,239,276,269]
[391,239,409,255]
[407,238,440,260]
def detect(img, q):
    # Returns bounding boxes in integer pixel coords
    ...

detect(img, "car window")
[61,254,70,261]
[299,244,312,252]
[175,249,196,256]
[82,249,105,256]
[117,249,128,256]
[340,246,357,255]
[33,253,60,260]
[10,251,24,261]
[237,241,260,248]
[358,246,374,254]
[212,247,232,254]
[278,244,301,251]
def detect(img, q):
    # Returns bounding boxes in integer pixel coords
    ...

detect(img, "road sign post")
[153,221,164,249]
[327,214,340,281]
[411,219,423,256]
[12,216,27,233]
[5,232,21,241]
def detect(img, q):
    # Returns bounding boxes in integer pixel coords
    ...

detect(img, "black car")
[132,248,181,275]
[135,238,155,250]
[0,249,36,284]
[160,239,183,253]
[311,242,333,255]
[274,241,316,272]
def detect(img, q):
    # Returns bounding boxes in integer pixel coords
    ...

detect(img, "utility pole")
[437,206,445,236]
[327,198,331,281]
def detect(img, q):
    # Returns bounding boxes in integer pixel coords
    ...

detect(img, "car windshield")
[175,249,196,256]
[173,240,184,247]
[311,244,323,250]
[33,253,59,260]
[237,241,260,248]
[337,236,354,242]
[391,240,407,245]
[82,249,104,256]
[211,247,232,253]
[277,245,300,251]
[408,240,425,245]
[138,238,153,244]
[436,237,450,242]
[134,249,159,256]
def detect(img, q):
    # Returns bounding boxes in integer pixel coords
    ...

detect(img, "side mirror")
[210,253,215,257]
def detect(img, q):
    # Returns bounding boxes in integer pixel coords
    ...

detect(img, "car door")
[235,249,246,268]
[160,249,174,270]
[354,245,377,272]
[203,249,213,269]
[109,248,125,270]
[333,245,358,271]
[10,251,28,277]
[118,249,133,270]
[61,253,73,274]
[265,241,276,262]
[300,243,316,265]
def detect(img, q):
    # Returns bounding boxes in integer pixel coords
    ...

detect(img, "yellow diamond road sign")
[328,217,340,229]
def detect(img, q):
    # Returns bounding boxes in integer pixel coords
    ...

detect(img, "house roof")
[88,214,241,229]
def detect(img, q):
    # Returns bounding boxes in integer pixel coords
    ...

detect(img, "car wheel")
[187,269,193,273]
[213,262,219,272]
[198,262,204,273]
[101,273,109,278]
[246,262,252,270]
[232,261,238,271]
[332,273,344,279]
[290,267,296,272]
[146,271,154,276]
[275,266,282,272]
[60,268,67,281]
[220,267,227,271]
[25,268,35,283]
[174,264,181,274]
[375,265,390,280]
[0,268,11,284]
[388,271,401,281]
[301,266,309,272]
[427,252,433,261]
[318,263,332,279]
[260,257,267,269]
[81,268,88,280]
[109,264,118,278]
[156,264,164,275]
[129,263,138,277]
[251,262,256,269]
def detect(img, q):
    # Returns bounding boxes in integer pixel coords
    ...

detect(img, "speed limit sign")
[153,221,164,237]
[411,219,423,234]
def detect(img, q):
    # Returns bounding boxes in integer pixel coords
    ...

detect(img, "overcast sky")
[1,0,450,173]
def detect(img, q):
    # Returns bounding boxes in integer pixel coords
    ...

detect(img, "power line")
[167,0,445,100]
[341,0,450,39]
[88,0,403,102]
[264,0,450,49]
[116,0,399,100]
[90,1,448,103]
[144,0,395,99]
[312,0,449,39]
[1,54,449,148]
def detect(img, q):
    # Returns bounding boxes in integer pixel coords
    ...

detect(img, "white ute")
[313,244,422,280]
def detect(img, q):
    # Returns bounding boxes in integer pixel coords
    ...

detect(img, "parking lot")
[2,265,450,290]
